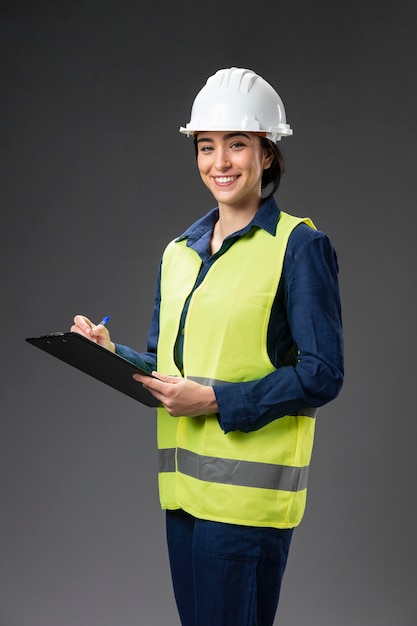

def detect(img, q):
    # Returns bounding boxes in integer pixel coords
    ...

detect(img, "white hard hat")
[179,67,293,143]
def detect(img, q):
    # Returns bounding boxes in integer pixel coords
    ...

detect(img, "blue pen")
[98,315,111,326]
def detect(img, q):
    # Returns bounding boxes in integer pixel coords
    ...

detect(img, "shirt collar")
[176,196,281,246]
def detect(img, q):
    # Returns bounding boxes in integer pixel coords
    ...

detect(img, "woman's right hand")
[71,314,116,353]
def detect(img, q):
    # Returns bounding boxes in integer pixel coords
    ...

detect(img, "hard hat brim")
[179,125,293,142]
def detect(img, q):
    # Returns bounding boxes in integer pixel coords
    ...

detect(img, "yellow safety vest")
[157,211,317,528]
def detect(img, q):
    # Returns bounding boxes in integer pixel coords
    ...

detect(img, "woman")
[72,67,344,626]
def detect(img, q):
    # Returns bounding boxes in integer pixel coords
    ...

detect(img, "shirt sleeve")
[213,226,344,433]
[114,263,161,374]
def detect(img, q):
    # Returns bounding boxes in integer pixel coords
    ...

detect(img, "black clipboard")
[26,332,160,407]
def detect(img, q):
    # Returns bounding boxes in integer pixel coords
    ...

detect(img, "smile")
[213,176,239,184]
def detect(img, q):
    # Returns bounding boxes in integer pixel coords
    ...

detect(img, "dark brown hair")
[260,137,285,199]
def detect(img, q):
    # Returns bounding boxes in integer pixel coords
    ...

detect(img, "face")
[195,131,273,210]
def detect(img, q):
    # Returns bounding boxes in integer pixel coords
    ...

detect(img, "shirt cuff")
[213,382,252,433]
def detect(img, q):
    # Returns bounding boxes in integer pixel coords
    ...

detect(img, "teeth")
[215,176,236,183]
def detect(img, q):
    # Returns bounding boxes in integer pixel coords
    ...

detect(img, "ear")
[262,146,274,170]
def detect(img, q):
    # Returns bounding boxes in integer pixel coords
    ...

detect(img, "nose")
[214,147,231,171]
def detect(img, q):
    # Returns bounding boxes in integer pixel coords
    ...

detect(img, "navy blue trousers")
[166,509,293,626]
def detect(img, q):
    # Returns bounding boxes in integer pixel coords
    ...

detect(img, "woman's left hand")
[133,372,218,417]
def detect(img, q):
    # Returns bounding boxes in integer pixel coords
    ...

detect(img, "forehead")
[195,131,257,143]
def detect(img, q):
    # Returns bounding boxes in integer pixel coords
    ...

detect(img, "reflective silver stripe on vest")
[188,376,228,386]
[159,447,309,492]
[159,447,176,472]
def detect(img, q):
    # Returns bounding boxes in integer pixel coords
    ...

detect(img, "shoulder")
[287,221,336,256]
[285,221,339,278]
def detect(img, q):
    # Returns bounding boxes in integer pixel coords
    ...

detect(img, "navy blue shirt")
[116,197,344,433]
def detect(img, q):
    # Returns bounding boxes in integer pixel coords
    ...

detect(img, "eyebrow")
[196,132,251,144]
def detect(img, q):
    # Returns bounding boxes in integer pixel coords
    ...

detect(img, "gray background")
[1,1,416,624]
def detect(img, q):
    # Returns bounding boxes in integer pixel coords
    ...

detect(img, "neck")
[216,200,260,238]
[210,200,261,255]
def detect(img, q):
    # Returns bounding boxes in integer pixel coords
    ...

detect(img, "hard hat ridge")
[210,67,257,93]
[179,67,293,142]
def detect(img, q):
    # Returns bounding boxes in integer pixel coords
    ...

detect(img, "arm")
[214,227,344,433]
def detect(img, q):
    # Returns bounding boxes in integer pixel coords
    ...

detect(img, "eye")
[198,144,214,153]
[230,141,245,149]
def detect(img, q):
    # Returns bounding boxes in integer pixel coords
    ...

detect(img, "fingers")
[70,314,115,352]
[71,314,95,339]
[133,372,166,390]
[151,372,181,384]
[132,373,213,417]
[133,372,172,402]
[133,372,179,389]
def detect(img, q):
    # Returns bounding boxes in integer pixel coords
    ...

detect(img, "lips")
[213,175,239,185]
